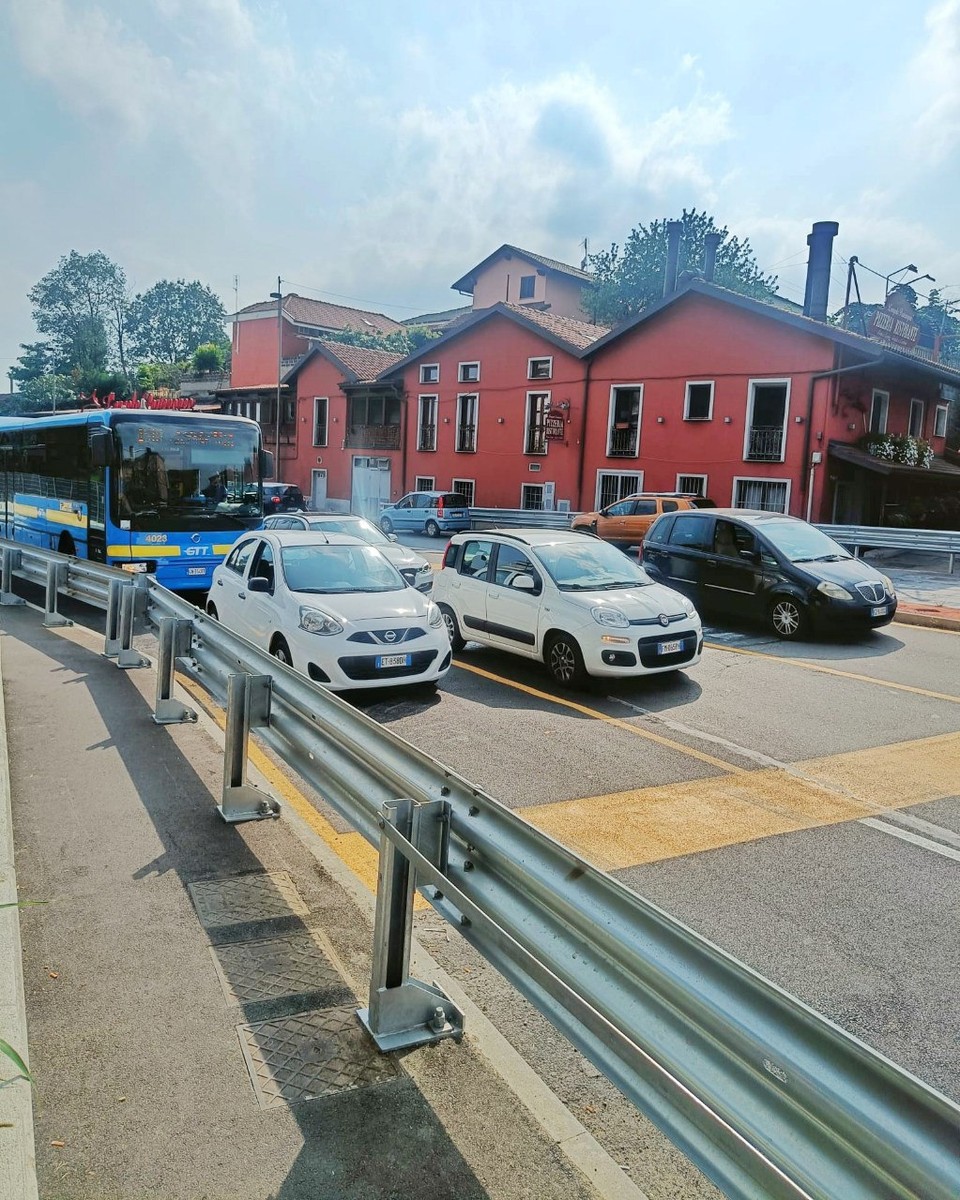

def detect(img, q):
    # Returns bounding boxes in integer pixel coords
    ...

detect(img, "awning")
[828,441,960,480]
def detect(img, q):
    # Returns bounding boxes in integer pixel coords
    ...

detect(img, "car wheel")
[425,519,441,538]
[380,516,394,534]
[439,604,466,651]
[769,596,807,640]
[545,632,588,688]
[206,602,218,620]
[271,635,293,666]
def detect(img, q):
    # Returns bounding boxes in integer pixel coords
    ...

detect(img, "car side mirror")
[513,573,538,591]
[248,576,272,592]
[388,533,398,542]
[89,428,114,468]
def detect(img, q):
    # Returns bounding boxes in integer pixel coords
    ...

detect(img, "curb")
[894,606,960,633]
[0,637,40,1200]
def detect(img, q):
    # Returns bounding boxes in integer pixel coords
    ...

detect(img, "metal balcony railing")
[344,425,401,450]
[525,426,548,455]
[417,425,437,452]
[608,426,639,456]
[456,424,477,453]
[746,425,785,461]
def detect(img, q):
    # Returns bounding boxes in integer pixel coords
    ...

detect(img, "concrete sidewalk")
[871,551,960,631]
[0,608,635,1200]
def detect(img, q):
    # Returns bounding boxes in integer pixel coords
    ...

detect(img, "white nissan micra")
[207,531,451,692]
[433,528,702,687]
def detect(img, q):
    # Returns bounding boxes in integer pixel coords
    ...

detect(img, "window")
[713,520,755,558]
[595,470,642,509]
[745,379,789,462]
[684,381,714,421]
[414,475,435,491]
[250,541,275,592]
[869,390,889,434]
[460,538,494,578]
[519,275,536,300]
[420,363,439,384]
[282,397,296,424]
[607,385,642,456]
[525,392,550,454]
[733,478,790,513]
[451,478,475,507]
[909,398,925,438]
[662,500,679,513]
[605,499,635,516]
[934,404,948,438]
[456,394,478,452]
[225,538,257,576]
[521,484,544,510]
[634,500,657,516]
[417,395,438,451]
[669,515,713,549]
[495,544,540,590]
[458,362,480,383]
[677,473,708,497]
[528,357,552,380]
[313,397,328,447]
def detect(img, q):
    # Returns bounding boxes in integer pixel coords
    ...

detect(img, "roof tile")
[238,293,403,336]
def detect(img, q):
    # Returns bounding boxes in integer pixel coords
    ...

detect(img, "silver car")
[262,513,434,592]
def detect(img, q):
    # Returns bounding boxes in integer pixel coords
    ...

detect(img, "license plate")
[870,604,889,617]
[187,567,207,577]
[658,638,683,655]
[376,653,411,669]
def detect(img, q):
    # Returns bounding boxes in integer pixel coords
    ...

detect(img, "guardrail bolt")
[459,914,471,927]
[469,805,479,816]
[440,786,450,796]
[430,1006,447,1032]
[378,818,385,830]
[463,859,474,871]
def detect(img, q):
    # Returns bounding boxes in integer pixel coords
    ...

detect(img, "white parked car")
[207,531,451,692]
[433,529,702,687]
[262,513,433,593]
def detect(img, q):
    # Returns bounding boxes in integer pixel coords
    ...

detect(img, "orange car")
[571,493,712,550]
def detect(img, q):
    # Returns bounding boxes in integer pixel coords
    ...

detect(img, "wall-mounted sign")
[544,416,565,439]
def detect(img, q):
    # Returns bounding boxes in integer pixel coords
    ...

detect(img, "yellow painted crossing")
[523,731,960,870]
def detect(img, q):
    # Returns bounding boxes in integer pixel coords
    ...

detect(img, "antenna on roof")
[580,237,589,270]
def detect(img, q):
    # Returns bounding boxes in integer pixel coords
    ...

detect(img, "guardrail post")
[116,581,150,668]
[358,797,463,1051]
[102,578,123,657]
[219,673,280,823]
[0,548,25,607]
[153,618,198,725]
[43,560,72,628]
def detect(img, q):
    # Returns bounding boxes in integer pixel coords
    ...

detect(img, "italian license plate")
[187,567,207,577]
[376,653,411,669]
[870,604,888,617]
[658,638,683,655]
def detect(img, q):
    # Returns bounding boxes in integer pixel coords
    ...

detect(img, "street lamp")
[269,277,282,478]
[883,263,918,298]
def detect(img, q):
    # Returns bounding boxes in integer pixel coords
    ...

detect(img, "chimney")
[663,221,683,298]
[702,232,722,282]
[802,221,839,321]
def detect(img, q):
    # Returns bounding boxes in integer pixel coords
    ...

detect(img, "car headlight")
[878,573,896,598]
[816,581,852,601]
[427,601,443,627]
[591,606,629,628]
[680,596,698,617]
[299,606,343,635]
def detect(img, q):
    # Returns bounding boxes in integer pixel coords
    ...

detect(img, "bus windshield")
[112,416,263,532]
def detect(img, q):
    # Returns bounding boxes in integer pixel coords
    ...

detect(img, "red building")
[223,225,960,526]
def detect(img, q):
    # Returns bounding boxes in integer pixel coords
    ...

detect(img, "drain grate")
[211,931,353,1007]
[238,1006,399,1109]
[188,871,309,929]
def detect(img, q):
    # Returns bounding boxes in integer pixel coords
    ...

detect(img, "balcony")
[746,426,785,462]
[456,424,477,453]
[608,426,639,457]
[345,424,401,450]
[418,424,437,452]
[525,426,548,455]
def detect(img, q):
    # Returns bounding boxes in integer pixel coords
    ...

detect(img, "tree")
[28,250,130,378]
[127,280,228,363]
[191,341,228,374]
[10,341,57,385]
[586,209,779,324]
[4,374,76,415]
[324,324,441,356]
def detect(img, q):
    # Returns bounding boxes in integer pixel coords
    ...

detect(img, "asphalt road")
[15,559,960,1200]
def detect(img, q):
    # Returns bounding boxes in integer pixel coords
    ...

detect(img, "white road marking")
[859,818,960,863]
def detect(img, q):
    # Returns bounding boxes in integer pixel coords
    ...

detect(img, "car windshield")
[306,518,390,546]
[280,543,405,593]
[758,519,852,563]
[535,540,654,590]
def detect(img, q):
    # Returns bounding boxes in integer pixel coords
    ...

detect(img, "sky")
[2,0,960,382]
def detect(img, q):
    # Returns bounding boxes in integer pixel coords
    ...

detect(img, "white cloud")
[908,0,960,161]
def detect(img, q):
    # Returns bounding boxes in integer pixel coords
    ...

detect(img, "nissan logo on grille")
[383,630,397,642]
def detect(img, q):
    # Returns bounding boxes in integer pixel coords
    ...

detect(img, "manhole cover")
[212,931,353,1006]
[238,1006,399,1109]
[188,871,309,929]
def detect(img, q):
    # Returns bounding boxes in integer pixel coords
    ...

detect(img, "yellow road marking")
[524,730,960,869]
[177,674,402,901]
[704,641,960,704]
[453,660,740,772]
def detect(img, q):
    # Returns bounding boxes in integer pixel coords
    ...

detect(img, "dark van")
[641,508,897,639]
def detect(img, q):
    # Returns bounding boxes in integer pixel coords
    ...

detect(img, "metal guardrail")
[3,539,960,1200]
[469,507,575,530]
[817,524,960,573]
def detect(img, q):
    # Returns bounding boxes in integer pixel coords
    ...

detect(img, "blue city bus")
[0,408,272,590]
